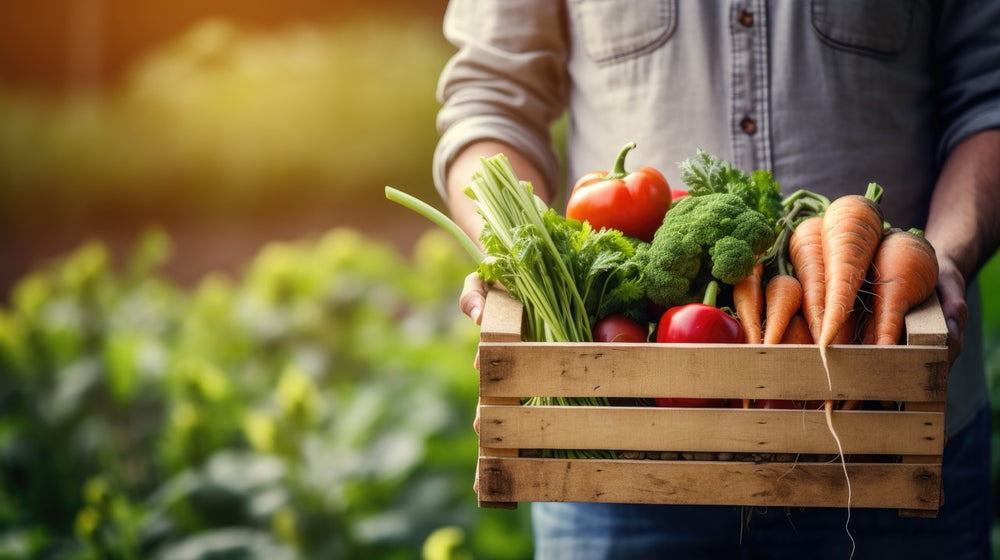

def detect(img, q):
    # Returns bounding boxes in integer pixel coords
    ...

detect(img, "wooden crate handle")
[480,289,524,343]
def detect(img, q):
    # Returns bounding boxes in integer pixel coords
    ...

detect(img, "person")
[432,2,1000,558]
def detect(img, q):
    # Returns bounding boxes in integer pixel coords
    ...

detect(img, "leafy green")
[0,228,530,560]
[389,153,646,344]
[679,148,784,225]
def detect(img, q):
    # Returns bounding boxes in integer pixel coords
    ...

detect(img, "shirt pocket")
[810,0,916,57]
[570,0,676,65]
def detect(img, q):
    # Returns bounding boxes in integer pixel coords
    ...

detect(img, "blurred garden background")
[0,1,997,559]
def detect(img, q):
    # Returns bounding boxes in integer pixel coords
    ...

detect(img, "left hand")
[934,254,970,368]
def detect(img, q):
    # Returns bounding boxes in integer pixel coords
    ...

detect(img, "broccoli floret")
[639,192,775,307]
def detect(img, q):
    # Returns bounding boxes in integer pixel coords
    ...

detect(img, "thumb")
[460,272,487,325]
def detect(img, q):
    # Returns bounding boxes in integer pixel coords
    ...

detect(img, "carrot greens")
[388,153,646,459]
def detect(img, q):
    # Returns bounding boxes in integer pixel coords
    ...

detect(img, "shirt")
[433,0,1000,435]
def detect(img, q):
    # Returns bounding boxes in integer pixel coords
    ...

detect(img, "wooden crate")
[476,289,949,514]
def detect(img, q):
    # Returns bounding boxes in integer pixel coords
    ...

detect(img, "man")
[434,2,999,557]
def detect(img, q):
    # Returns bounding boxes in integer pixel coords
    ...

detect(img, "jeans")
[531,404,992,560]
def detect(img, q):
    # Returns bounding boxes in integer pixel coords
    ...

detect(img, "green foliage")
[0,228,533,560]
[678,149,784,225]
[980,252,1000,559]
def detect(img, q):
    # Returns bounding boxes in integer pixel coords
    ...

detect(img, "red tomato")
[655,396,727,408]
[671,188,689,201]
[592,314,648,343]
[653,282,741,408]
[567,142,672,243]
[655,303,744,344]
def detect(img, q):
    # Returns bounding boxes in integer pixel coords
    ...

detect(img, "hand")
[459,271,487,494]
[460,271,487,326]
[934,254,969,368]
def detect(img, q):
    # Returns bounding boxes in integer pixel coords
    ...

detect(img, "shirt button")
[738,10,754,27]
[740,117,757,135]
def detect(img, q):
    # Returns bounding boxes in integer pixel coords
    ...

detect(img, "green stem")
[702,280,720,306]
[865,182,884,204]
[604,142,636,180]
[384,186,485,263]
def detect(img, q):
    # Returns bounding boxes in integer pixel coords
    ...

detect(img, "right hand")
[460,271,488,327]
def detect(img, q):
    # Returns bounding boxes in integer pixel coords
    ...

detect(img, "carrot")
[817,183,885,385]
[834,309,864,411]
[815,183,883,555]
[788,216,826,343]
[762,274,803,344]
[779,313,813,344]
[733,262,764,408]
[860,228,939,345]
[833,306,862,344]
[734,262,764,344]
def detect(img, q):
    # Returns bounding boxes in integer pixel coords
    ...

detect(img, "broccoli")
[679,148,784,225]
[638,192,776,307]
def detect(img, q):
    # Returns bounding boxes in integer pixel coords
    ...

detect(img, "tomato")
[655,396,727,408]
[592,313,648,343]
[655,303,744,345]
[567,142,672,243]
[653,281,742,408]
[671,188,689,202]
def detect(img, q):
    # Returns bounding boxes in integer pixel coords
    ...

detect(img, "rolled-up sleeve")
[433,0,569,200]
[934,0,1000,161]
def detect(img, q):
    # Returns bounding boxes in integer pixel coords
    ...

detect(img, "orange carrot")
[833,306,862,344]
[817,183,885,385]
[861,228,939,345]
[733,262,764,408]
[816,183,884,546]
[779,313,813,344]
[762,274,803,344]
[788,216,826,343]
[734,262,764,344]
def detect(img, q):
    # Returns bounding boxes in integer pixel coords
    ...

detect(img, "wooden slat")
[479,342,948,401]
[478,405,944,456]
[905,292,948,347]
[477,290,523,508]
[478,457,942,510]
[480,289,524,343]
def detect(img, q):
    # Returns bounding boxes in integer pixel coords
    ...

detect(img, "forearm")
[445,140,553,242]
[924,128,1000,282]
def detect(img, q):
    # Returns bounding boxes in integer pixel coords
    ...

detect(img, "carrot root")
[824,399,855,559]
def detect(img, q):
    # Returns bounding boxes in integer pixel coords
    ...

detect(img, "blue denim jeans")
[531,404,992,560]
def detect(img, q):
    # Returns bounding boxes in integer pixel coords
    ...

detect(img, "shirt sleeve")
[934,0,1000,162]
[432,0,570,201]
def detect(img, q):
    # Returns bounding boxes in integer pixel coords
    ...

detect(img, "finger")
[460,272,487,325]
[473,406,482,494]
[934,259,968,366]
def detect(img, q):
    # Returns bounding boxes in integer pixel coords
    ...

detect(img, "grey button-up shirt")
[433,0,1000,435]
